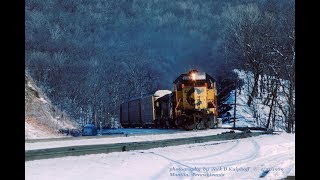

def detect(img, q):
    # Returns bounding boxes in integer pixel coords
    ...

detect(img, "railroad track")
[25,130,184,143]
[25,131,266,161]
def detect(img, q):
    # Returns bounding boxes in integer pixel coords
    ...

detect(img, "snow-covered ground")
[25,121,63,139]
[25,132,294,180]
[222,89,257,128]
[25,70,294,179]
[25,129,235,150]
[221,69,293,131]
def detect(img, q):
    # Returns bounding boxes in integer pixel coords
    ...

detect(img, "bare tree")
[222,4,270,107]
[269,0,295,132]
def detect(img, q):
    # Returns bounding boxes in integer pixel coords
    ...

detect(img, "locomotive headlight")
[191,73,196,81]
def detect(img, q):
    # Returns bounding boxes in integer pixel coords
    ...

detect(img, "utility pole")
[233,88,236,128]
[99,121,102,136]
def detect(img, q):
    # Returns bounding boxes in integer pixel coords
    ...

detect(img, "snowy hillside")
[25,72,78,139]
[221,70,295,132]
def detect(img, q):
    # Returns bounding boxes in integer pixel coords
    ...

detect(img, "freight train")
[120,70,219,130]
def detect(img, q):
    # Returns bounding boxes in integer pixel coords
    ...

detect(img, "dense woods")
[25,0,295,132]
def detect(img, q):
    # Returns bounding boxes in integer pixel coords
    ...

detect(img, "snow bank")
[25,120,63,139]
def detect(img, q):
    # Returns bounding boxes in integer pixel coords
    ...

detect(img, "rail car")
[120,69,219,130]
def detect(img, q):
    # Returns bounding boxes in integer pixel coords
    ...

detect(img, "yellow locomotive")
[173,69,218,130]
[120,69,219,130]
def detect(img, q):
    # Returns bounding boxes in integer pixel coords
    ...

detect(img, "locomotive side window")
[176,83,182,91]
[207,79,214,89]
[208,101,215,108]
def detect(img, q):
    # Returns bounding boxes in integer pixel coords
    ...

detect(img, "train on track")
[120,69,219,130]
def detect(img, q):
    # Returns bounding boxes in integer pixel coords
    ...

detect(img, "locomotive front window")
[179,80,202,87]
[193,80,208,87]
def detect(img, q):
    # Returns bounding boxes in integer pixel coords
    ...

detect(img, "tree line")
[25,0,294,132]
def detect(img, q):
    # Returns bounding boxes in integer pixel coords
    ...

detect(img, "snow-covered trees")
[222,0,295,132]
[25,0,226,127]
